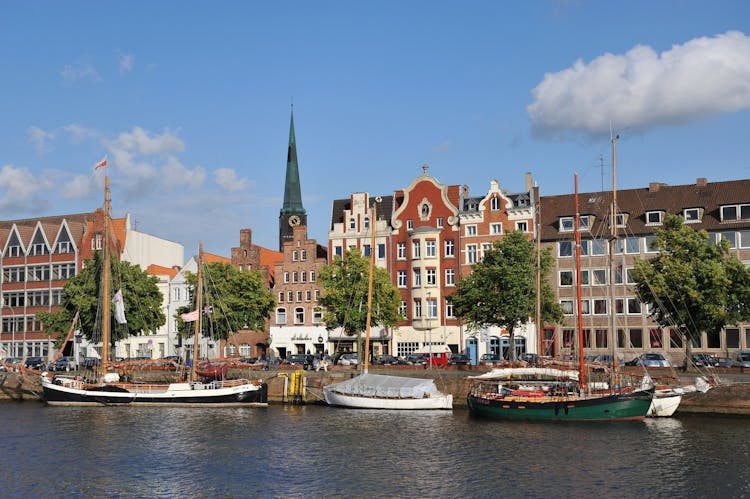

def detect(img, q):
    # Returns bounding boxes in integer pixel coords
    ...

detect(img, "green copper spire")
[281,109,306,215]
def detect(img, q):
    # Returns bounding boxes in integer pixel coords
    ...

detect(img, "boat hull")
[42,378,268,407]
[323,389,453,410]
[648,392,682,417]
[467,391,652,422]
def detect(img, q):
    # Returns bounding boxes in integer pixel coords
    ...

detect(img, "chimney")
[525,172,533,192]
[649,182,661,192]
[240,228,252,246]
[696,177,708,187]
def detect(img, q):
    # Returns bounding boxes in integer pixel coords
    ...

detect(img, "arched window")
[276,308,287,324]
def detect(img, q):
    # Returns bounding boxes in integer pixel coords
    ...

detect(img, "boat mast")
[574,174,586,390]
[191,242,204,382]
[363,199,377,375]
[101,174,111,377]
[534,184,542,357]
[609,134,620,383]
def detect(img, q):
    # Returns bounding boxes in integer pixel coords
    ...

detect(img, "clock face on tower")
[288,215,301,227]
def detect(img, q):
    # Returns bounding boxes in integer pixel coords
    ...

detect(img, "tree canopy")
[175,262,276,341]
[452,230,563,357]
[38,252,166,347]
[633,214,750,363]
[317,248,402,339]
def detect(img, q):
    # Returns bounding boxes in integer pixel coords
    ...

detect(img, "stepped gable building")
[539,177,750,364]
[278,108,307,251]
[327,191,394,353]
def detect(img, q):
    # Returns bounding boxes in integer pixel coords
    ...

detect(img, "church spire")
[279,106,307,251]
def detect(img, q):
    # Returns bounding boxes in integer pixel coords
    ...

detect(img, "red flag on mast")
[94,156,108,170]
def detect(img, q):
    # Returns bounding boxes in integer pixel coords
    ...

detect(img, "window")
[560,217,574,232]
[563,329,575,348]
[721,204,750,221]
[466,244,477,264]
[491,197,500,211]
[51,289,63,306]
[445,239,455,257]
[445,268,455,286]
[414,300,422,318]
[7,244,22,257]
[278,292,284,302]
[313,307,323,324]
[629,329,643,349]
[413,269,422,286]
[397,243,407,259]
[349,218,356,230]
[92,234,103,250]
[649,329,663,348]
[646,211,662,225]
[364,217,370,230]
[592,269,607,285]
[284,272,290,284]
[715,232,737,248]
[491,223,502,235]
[466,225,477,236]
[726,328,740,349]
[28,290,50,306]
[427,299,438,318]
[421,203,430,217]
[397,271,407,287]
[407,219,413,230]
[27,265,50,282]
[614,213,627,227]
[398,301,408,319]
[31,242,48,256]
[581,299,590,315]
[669,329,683,349]
[683,208,701,223]
[561,300,574,315]
[295,307,305,324]
[412,240,421,258]
[301,271,307,283]
[516,221,528,232]
[627,298,642,315]
[292,250,298,261]
[292,272,298,283]
[296,291,303,301]
[335,246,342,257]
[315,290,320,301]
[426,268,436,285]
[426,240,436,257]
[446,300,455,318]
[287,291,293,302]
[437,217,444,228]
[595,329,608,349]
[579,216,591,231]
[310,271,316,282]
[593,299,607,315]
[305,290,312,301]
[56,241,73,253]
[559,271,573,286]
[580,270,590,285]
[3,267,25,283]
[276,308,287,324]
[645,235,658,253]
[591,239,607,255]
[364,244,371,257]
[378,244,386,258]
[301,250,307,261]
[558,241,573,257]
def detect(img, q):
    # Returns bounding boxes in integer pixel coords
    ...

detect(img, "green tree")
[452,230,563,359]
[38,252,166,347]
[318,249,402,362]
[175,262,276,342]
[633,214,750,369]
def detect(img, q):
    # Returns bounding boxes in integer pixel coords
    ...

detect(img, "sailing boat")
[41,166,268,406]
[465,174,653,421]
[323,200,453,410]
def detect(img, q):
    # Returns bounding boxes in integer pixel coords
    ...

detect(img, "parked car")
[48,356,77,372]
[284,354,314,370]
[82,357,101,370]
[479,353,501,366]
[337,353,359,366]
[691,353,719,367]
[625,353,671,368]
[0,357,22,371]
[449,353,471,365]
[519,353,539,365]
[405,353,427,365]
[373,354,399,365]
[734,350,750,368]
[714,356,736,368]
[24,356,46,370]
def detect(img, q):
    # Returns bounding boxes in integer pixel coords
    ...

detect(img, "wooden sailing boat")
[41,164,267,406]
[465,174,653,421]
[323,199,453,410]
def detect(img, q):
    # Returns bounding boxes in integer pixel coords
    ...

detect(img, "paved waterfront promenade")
[3,364,750,415]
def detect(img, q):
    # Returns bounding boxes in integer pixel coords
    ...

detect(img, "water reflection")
[0,403,749,498]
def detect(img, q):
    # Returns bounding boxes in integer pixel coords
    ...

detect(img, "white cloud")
[0,164,50,214]
[60,63,99,82]
[112,127,184,155]
[162,156,206,189]
[63,123,100,143]
[119,54,134,74]
[62,174,99,199]
[27,126,55,153]
[214,168,248,191]
[527,31,750,138]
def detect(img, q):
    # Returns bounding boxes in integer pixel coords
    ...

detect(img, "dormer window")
[646,211,663,225]
[490,197,500,211]
[579,216,591,231]
[683,208,702,223]
[609,213,628,228]
[560,217,574,232]
[720,204,750,222]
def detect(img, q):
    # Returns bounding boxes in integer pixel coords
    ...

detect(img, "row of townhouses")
[2,112,749,365]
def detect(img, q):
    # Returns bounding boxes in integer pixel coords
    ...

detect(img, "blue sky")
[1,1,749,258]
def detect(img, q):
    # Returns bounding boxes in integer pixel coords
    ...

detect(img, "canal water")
[1,402,748,498]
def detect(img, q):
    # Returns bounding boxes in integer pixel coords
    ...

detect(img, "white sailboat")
[323,199,453,410]
[42,164,267,406]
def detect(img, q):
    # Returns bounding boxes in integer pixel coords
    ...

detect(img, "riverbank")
[4,365,750,416]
